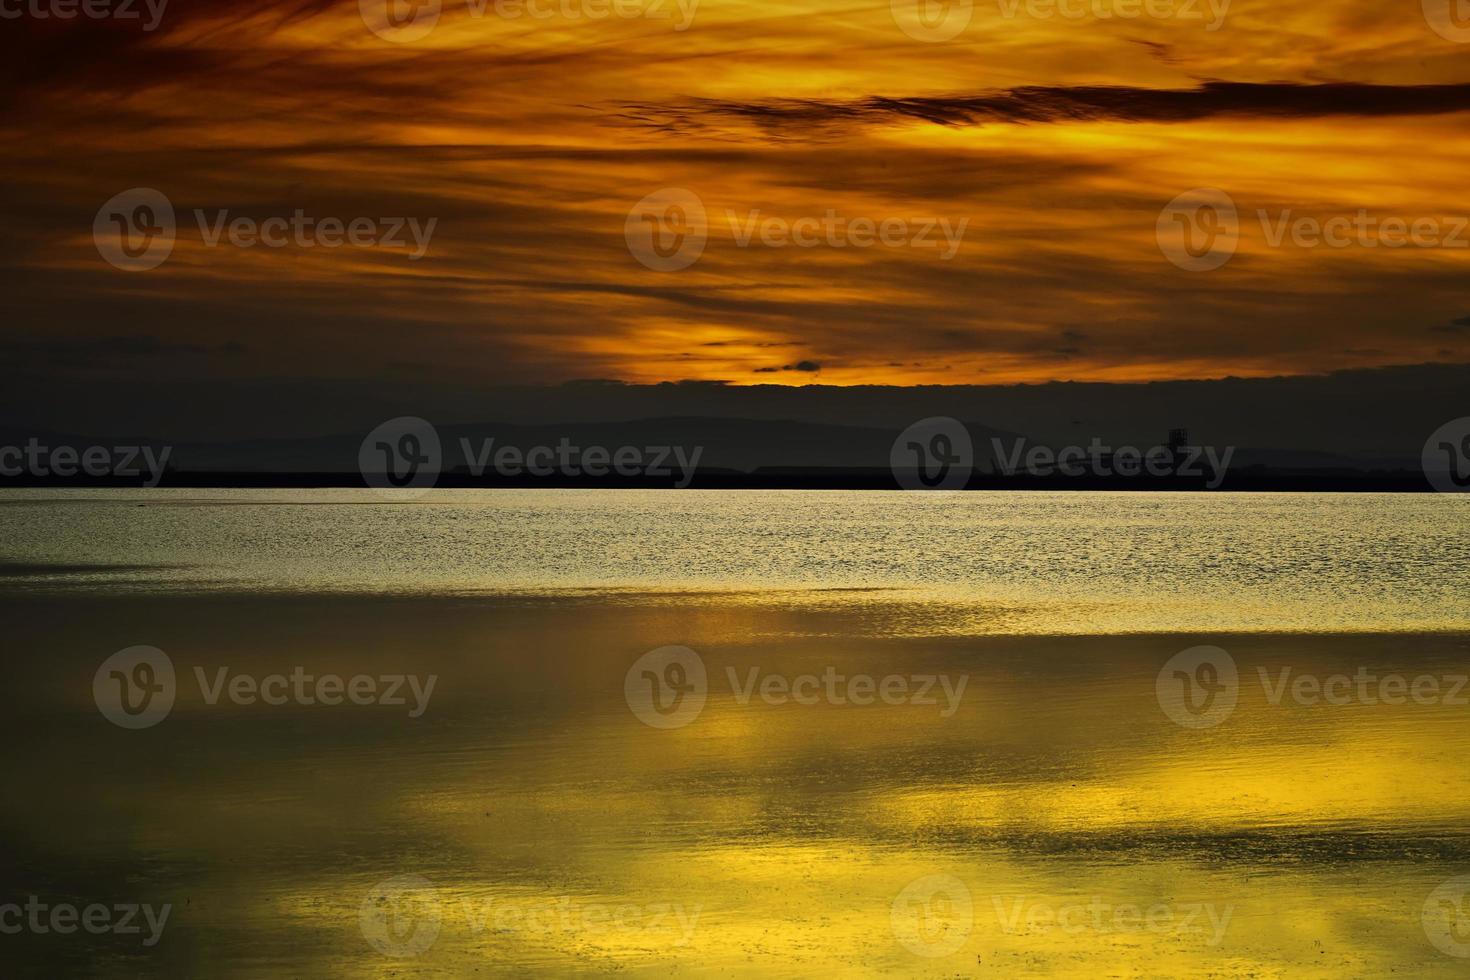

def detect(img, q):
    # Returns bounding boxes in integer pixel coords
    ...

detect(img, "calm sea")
[3,489,1469,976]
[1,488,1468,633]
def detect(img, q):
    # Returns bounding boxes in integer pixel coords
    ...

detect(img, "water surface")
[2,490,1467,976]
[2,488,1467,634]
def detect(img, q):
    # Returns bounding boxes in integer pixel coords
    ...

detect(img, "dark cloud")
[617,83,1470,135]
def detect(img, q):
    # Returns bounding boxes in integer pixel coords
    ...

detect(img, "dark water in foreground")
[2,491,1469,976]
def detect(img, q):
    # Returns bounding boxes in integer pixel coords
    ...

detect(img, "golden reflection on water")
[4,591,1469,976]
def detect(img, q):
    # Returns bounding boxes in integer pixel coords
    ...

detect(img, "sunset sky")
[5,0,1470,392]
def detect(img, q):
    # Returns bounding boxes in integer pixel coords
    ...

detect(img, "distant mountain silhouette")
[0,412,1441,490]
[3,362,1464,463]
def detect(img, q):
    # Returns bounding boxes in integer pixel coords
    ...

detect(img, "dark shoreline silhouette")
[0,467,1437,491]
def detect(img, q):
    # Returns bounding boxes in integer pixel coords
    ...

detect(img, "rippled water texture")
[2,489,1468,633]
[1,490,1468,976]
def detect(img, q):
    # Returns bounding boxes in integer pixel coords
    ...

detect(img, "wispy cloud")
[616,82,1470,137]
[3,0,1470,398]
